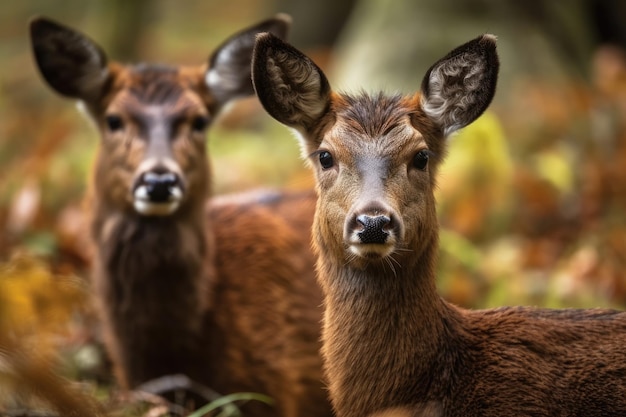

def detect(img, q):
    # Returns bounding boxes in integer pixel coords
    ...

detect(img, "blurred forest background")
[2,0,626,415]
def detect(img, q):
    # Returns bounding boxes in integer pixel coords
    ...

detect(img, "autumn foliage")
[2,6,626,416]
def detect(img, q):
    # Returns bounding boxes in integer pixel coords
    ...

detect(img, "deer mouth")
[348,241,396,259]
[133,185,183,216]
[347,228,397,259]
[133,186,183,216]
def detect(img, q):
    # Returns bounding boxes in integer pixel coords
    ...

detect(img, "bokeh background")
[2,0,626,414]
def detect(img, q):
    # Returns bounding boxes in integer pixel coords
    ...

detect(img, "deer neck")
[317,235,452,417]
[90,192,214,327]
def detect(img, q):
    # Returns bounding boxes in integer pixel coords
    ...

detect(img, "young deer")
[253,33,626,417]
[30,17,331,417]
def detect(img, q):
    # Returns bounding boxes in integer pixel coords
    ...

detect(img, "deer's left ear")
[206,14,291,109]
[420,34,499,137]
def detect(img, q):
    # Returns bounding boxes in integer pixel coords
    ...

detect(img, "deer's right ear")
[252,33,331,133]
[30,17,109,100]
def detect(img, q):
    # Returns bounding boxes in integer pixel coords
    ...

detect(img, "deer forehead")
[104,64,211,116]
[107,90,208,122]
[321,115,428,164]
[321,93,425,144]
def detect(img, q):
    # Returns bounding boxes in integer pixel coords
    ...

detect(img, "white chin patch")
[133,200,181,216]
[348,243,395,259]
[133,186,183,216]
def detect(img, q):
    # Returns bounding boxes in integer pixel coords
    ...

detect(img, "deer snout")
[345,203,401,258]
[132,166,185,216]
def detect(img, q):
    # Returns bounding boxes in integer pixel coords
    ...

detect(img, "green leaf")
[187,392,274,417]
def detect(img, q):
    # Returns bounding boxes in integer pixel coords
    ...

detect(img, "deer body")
[31,17,331,417]
[252,34,626,417]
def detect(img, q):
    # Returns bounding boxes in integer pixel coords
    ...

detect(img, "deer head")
[30,16,290,217]
[252,33,498,271]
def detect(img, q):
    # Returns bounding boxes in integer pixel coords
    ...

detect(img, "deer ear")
[420,34,499,137]
[30,17,109,101]
[206,14,291,108]
[252,33,331,132]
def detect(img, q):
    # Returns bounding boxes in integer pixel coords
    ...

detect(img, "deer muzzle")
[345,202,400,259]
[132,167,185,216]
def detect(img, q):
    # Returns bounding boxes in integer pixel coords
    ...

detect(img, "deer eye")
[191,116,209,133]
[412,150,429,170]
[318,151,334,170]
[105,114,124,132]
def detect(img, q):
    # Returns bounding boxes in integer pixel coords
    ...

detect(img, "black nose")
[141,172,180,202]
[356,214,390,244]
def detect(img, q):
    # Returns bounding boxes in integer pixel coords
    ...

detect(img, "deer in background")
[252,33,626,417]
[30,17,331,417]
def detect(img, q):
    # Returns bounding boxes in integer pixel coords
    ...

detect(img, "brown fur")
[252,33,626,417]
[31,17,331,417]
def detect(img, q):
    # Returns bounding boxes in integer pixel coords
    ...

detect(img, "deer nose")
[132,169,185,216]
[356,214,391,244]
[140,171,180,203]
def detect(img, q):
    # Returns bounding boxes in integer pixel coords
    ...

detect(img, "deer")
[252,33,626,417]
[30,17,332,417]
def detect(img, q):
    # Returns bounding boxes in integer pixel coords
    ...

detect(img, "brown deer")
[252,33,626,417]
[30,17,332,417]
